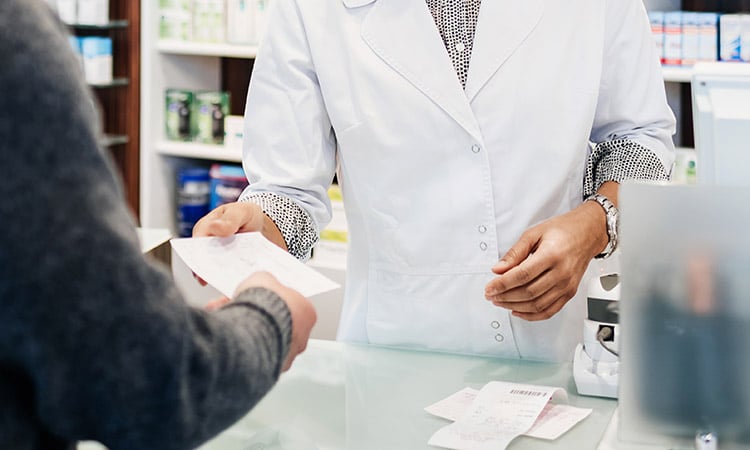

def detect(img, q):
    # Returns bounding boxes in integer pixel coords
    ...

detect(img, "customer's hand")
[234,271,317,372]
[484,202,607,321]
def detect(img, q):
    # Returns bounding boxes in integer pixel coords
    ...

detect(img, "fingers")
[492,231,538,275]
[509,295,570,322]
[204,296,231,312]
[485,253,548,299]
[192,202,262,238]
[231,270,317,372]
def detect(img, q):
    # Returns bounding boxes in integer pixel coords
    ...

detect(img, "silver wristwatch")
[585,193,619,259]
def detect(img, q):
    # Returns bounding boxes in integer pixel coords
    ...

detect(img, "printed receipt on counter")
[170,232,340,298]
[425,382,592,450]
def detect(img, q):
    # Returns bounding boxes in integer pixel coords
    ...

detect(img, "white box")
[223,115,245,149]
[681,12,700,66]
[648,11,665,63]
[159,0,192,40]
[720,14,742,61]
[253,0,273,45]
[226,0,256,45]
[81,37,112,84]
[192,0,225,43]
[741,15,750,62]
[663,11,682,65]
[697,12,719,62]
[76,0,109,25]
[56,0,77,24]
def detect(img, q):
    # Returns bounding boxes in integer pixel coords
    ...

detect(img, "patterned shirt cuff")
[239,192,319,261]
[583,139,671,198]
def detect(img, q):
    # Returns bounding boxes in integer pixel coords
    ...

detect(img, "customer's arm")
[0,2,311,449]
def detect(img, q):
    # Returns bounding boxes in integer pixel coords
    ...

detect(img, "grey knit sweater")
[0,1,292,449]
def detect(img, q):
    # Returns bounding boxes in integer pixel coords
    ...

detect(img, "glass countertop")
[200,339,617,450]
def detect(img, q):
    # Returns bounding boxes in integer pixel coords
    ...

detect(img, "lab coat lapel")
[465,0,544,102]
[361,0,482,141]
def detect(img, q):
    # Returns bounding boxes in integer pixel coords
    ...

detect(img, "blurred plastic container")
[209,164,248,210]
[176,167,211,237]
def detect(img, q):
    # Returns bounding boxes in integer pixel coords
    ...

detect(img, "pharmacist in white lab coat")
[195,0,675,361]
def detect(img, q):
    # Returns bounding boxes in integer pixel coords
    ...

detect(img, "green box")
[193,91,230,144]
[165,89,194,141]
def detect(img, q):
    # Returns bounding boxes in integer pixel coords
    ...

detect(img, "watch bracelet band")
[585,193,619,259]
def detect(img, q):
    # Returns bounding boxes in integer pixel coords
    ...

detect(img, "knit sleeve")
[0,3,292,449]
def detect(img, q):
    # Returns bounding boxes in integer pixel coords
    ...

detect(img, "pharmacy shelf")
[156,141,242,163]
[157,40,259,58]
[70,19,129,30]
[90,77,130,88]
[102,134,129,147]
[662,65,694,83]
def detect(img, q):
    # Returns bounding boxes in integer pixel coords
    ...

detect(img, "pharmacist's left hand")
[484,203,605,321]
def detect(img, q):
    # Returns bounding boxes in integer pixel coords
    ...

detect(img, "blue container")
[209,164,249,210]
[177,167,211,237]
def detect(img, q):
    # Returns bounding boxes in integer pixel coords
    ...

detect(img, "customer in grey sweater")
[0,1,317,449]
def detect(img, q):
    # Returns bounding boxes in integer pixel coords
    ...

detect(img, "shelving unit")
[69,1,141,218]
[661,65,695,83]
[156,141,241,162]
[140,3,254,233]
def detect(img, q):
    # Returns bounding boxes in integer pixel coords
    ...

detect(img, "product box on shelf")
[649,11,665,63]
[209,164,248,210]
[681,12,700,66]
[80,37,113,84]
[192,0,225,43]
[56,0,77,24]
[742,15,750,62]
[159,0,192,40]
[663,11,683,65]
[77,0,109,25]
[165,89,195,141]
[720,14,743,61]
[226,0,255,44]
[194,91,230,144]
[223,115,245,149]
[698,12,719,62]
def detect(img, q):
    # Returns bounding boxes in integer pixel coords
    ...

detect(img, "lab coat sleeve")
[240,0,338,238]
[589,0,676,173]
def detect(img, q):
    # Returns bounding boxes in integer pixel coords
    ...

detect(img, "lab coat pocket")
[365,265,498,354]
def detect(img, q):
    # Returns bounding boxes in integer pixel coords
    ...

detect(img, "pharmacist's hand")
[191,202,268,286]
[192,201,266,238]
[484,202,606,321]
[234,271,317,372]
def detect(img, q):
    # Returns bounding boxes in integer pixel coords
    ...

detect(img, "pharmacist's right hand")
[192,201,266,238]
[191,202,266,286]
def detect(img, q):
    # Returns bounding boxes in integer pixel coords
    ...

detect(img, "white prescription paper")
[427,382,587,449]
[425,387,592,441]
[170,232,340,298]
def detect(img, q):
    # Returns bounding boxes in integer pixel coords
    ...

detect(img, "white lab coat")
[242,0,676,361]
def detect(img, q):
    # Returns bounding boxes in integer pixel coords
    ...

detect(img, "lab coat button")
[495,334,505,343]
[490,321,500,329]
[478,225,487,233]
[471,145,481,153]
[479,242,488,251]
